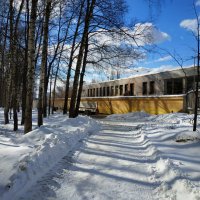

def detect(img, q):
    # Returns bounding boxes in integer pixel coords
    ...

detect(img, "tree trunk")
[21,0,29,125]
[38,0,52,126]
[75,34,89,117]
[1,12,9,109]
[12,0,25,131]
[48,69,53,116]
[4,1,14,125]
[9,0,16,130]
[24,0,38,133]
[193,9,200,132]
[69,0,96,118]
[63,1,84,115]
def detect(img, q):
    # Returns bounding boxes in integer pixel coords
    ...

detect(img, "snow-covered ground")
[0,109,200,200]
[0,109,100,200]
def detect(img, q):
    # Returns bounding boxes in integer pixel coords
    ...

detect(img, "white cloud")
[144,55,172,65]
[155,55,172,63]
[196,0,200,6]
[131,23,170,45]
[180,18,198,33]
[90,23,170,48]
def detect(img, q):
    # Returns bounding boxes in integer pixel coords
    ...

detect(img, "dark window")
[115,86,118,96]
[96,88,98,97]
[107,87,110,96]
[166,80,173,94]
[195,75,200,82]
[149,81,155,94]
[166,78,183,94]
[103,87,106,96]
[125,84,129,95]
[93,88,95,97]
[130,83,134,96]
[90,89,93,97]
[142,82,147,95]
[174,78,183,94]
[111,86,114,96]
[88,89,90,97]
[120,85,123,95]
[198,97,200,108]
[187,76,194,91]
[100,87,102,96]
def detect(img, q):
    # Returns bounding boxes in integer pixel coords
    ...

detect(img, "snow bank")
[151,158,200,200]
[106,111,151,121]
[107,111,200,200]
[1,109,200,200]
[0,114,100,200]
[176,130,200,142]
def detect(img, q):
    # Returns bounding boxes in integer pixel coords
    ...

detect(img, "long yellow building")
[53,66,198,115]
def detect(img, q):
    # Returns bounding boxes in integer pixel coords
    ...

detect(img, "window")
[115,85,118,96]
[165,78,183,94]
[90,89,93,97]
[174,78,183,94]
[107,87,110,96]
[93,88,95,97]
[142,82,147,95]
[149,81,155,94]
[124,84,129,95]
[187,76,194,91]
[96,88,98,97]
[100,88,102,96]
[111,86,114,96]
[130,83,134,96]
[198,97,200,108]
[166,80,173,94]
[88,89,90,97]
[103,87,106,96]
[120,85,123,95]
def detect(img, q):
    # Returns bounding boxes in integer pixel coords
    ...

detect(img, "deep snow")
[0,109,100,200]
[0,109,200,200]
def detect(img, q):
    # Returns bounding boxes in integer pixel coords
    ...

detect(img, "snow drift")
[0,113,100,200]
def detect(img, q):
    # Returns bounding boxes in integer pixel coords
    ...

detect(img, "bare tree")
[24,0,38,133]
[69,0,96,118]
[192,2,200,131]
[63,0,85,115]
[21,0,30,125]
[38,0,52,127]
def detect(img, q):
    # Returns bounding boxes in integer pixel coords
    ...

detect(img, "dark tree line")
[0,0,154,133]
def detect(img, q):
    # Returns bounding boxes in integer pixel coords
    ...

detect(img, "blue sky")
[125,0,198,69]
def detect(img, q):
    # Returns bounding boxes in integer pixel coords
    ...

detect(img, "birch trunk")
[24,0,38,133]
[63,1,84,115]
[69,0,96,118]
[38,0,52,126]
[75,34,89,117]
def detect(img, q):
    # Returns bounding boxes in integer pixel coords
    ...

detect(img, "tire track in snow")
[18,120,158,200]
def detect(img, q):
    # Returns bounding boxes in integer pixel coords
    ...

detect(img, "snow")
[0,109,200,200]
[0,109,100,200]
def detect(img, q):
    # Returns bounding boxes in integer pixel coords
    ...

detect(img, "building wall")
[52,67,197,115]
[82,96,185,115]
[82,67,198,98]
[49,96,184,115]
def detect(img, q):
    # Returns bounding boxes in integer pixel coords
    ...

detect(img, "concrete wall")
[82,67,197,97]
[82,75,165,97]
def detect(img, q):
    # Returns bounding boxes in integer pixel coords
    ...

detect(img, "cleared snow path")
[19,120,156,200]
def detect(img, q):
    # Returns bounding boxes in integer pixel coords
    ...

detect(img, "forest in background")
[0,0,159,133]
